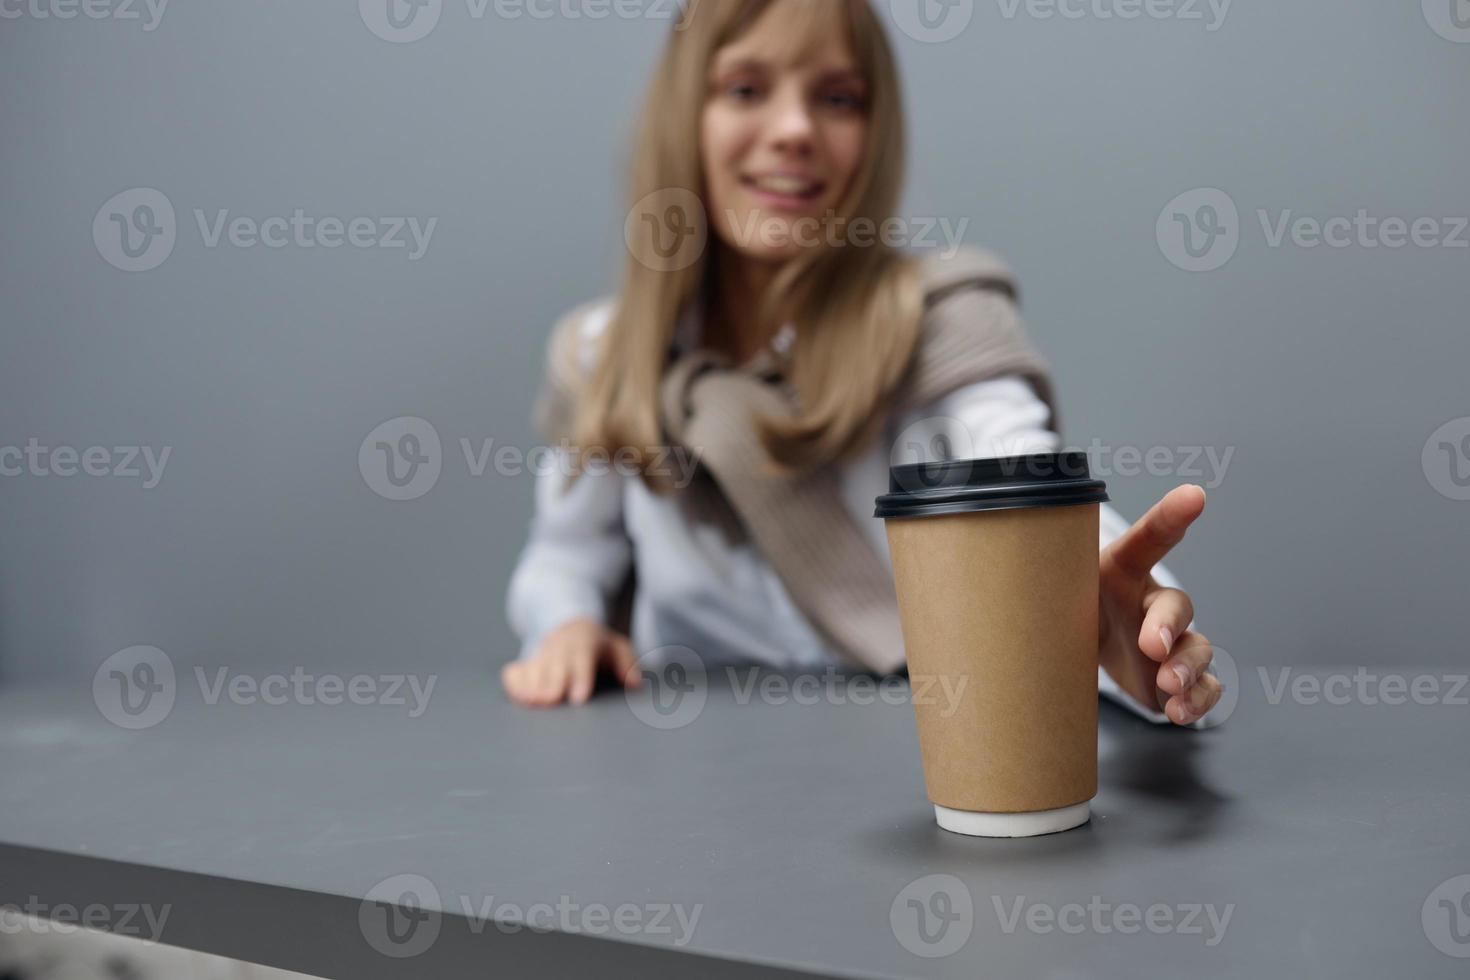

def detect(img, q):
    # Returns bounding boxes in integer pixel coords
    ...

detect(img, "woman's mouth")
[741,172,826,211]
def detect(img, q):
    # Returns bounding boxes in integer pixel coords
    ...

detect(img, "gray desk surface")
[1,664,1467,979]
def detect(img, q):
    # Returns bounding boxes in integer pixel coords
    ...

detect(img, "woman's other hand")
[501,618,643,707]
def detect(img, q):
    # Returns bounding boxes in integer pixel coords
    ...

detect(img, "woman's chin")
[717,239,830,265]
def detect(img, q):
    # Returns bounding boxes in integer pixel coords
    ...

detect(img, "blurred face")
[701,3,869,264]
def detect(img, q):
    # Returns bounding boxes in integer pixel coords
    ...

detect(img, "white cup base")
[933,800,1092,838]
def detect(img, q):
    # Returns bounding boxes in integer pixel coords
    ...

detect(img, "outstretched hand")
[1097,485,1222,725]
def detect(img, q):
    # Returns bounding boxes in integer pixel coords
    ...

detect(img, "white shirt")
[506,302,1218,727]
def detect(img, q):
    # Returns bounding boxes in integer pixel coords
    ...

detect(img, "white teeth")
[752,175,817,196]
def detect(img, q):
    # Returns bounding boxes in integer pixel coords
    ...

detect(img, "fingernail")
[1159,626,1174,655]
[1172,663,1193,690]
[1174,701,1196,724]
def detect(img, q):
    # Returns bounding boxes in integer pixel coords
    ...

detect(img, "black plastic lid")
[874,452,1108,519]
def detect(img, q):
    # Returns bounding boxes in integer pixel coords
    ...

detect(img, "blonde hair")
[573,0,925,491]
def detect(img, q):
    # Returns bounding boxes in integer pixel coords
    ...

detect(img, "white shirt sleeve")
[504,453,632,661]
[896,376,1221,729]
[504,303,632,661]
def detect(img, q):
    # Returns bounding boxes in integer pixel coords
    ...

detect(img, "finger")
[568,650,597,705]
[607,635,642,689]
[540,656,572,707]
[522,655,548,704]
[1138,587,1197,664]
[500,661,528,703]
[527,653,567,707]
[1156,630,1213,696]
[1167,671,1222,725]
[1104,484,1206,579]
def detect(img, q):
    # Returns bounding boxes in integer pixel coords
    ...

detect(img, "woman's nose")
[765,86,815,156]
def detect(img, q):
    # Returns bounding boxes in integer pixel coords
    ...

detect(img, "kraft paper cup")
[874,452,1107,838]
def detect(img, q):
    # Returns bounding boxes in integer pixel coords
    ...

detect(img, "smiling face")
[700,1,870,264]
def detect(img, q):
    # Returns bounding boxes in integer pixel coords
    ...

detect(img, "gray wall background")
[1,0,1466,682]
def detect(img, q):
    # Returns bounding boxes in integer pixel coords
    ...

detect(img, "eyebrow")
[711,56,865,85]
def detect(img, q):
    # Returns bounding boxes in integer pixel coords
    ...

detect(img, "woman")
[502,0,1223,728]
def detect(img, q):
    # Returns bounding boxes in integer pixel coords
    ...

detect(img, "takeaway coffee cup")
[874,452,1107,838]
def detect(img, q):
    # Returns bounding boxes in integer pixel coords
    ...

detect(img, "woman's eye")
[819,90,865,112]
[726,81,762,101]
